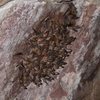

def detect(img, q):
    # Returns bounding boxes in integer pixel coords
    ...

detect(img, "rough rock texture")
[0,0,100,100]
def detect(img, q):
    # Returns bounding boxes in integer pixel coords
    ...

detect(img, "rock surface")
[0,0,100,100]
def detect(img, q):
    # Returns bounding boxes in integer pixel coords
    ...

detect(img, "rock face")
[0,0,100,100]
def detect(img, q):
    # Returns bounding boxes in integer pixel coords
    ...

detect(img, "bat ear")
[14,52,23,56]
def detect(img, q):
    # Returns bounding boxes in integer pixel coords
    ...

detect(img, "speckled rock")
[0,0,100,100]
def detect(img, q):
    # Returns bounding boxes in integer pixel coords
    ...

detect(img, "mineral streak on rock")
[0,0,12,7]
[71,4,100,100]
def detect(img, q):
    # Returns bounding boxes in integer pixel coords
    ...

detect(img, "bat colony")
[13,1,78,88]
